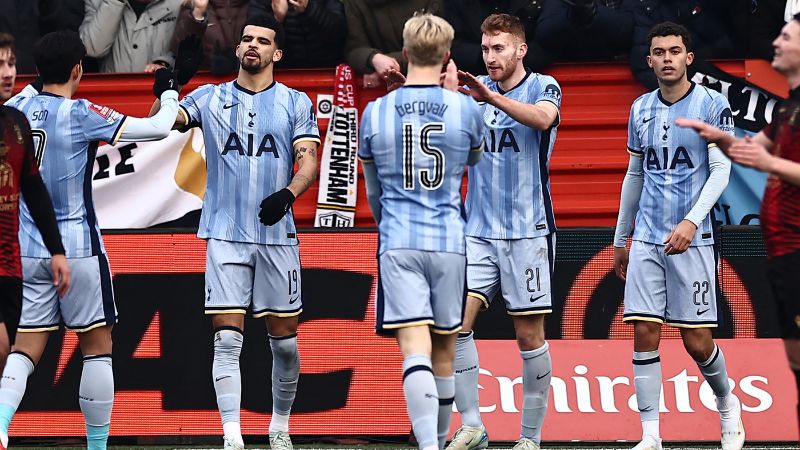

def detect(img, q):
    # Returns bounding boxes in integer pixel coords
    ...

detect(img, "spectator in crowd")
[250,0,347,69]
[171,0,246,76]
[343,0,441,88]
[629,0,738,89]
[535,0,635,63]
[0,33,16,101]
[445,0,548,75]
[733,0,785,60]
[0,0,85,74]
[81,0,203,73]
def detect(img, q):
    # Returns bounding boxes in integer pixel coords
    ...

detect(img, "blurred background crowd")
[0,0,791,89]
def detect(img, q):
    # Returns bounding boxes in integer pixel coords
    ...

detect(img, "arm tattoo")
[294,145,317,162]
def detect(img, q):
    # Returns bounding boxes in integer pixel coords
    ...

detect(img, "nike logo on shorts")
[289,296,299,304]
[529,293,546,303]
[696,308,710,316]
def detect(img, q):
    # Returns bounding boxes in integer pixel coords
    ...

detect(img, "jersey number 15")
[402,122,445,191]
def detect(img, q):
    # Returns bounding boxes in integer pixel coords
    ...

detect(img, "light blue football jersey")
[627,82,734,246]
[359,85,484,255]
[8,88,127,258]
[465,70,562,239]
[180,81,320,245]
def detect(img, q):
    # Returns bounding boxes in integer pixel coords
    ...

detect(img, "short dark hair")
[241,14,285,49]
[0,33,15,54]
[794,12,800,23]
[647,21,692,52]
[34,31,86,84]
[481,13,526,42]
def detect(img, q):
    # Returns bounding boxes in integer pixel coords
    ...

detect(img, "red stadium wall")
[9,230,795,442]
[15,61,788,228]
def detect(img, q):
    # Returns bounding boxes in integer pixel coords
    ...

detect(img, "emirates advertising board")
[10,229,795,441]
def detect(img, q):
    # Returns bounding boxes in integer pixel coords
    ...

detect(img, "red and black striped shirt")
[761,89,800,258]
[0,106,64,278]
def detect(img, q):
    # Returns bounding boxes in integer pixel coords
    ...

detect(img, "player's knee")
[682,337,714,362]
[269,334,298,364]
[78,326,113,356]
[213,327,243,359]
[633,321,661,349]
[516,332,545,352]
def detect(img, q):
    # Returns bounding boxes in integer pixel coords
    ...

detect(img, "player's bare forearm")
[287,142,318,197]
[489,94,558,130]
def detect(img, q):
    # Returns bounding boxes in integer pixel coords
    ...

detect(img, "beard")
[240,54,268,74]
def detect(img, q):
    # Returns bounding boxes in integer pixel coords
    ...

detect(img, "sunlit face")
[647,35,693,86]
[236,25,282,74]
[0,47,17,102]
[481,31,525,82]
[772,20,800,76]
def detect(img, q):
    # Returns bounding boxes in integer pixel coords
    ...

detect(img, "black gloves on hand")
[153,67,179,98]
[175,35,204,86]
[259,188,296,226]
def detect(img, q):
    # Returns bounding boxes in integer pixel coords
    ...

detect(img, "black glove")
[30,76,44,93]
[153,67,179,98]
[174,34,204,86]
[259,188,296,226]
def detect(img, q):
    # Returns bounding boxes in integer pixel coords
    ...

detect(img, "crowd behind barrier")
[0,0,793,85]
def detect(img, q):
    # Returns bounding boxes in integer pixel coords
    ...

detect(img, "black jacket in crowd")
[0,0,85,74]
[250,0,347,69]
[445,0,551,75]
[630,0,738,89]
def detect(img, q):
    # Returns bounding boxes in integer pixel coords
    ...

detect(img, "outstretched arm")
[458,70,558,130]
[675,118,774,153]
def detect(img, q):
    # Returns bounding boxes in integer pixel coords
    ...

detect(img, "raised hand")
[175,34,205,86]
[440,59,459,92]
[458,70,493,102]
[384,68,406,92]
[153,67,179,98]
[272,0,289,22]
